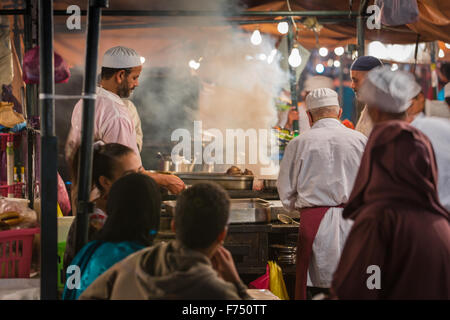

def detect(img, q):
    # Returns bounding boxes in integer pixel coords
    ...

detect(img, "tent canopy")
[1,0,449,67]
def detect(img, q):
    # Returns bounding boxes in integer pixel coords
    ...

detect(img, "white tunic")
[411,113,450,211]
[355,105,373,137]
[277,118,367,287]
[122,99,143,152]
[65,87,141,165]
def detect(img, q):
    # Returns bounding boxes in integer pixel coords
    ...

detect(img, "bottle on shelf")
[21,166,26,198]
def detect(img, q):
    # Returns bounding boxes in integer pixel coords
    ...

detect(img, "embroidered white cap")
[102,46,142,68]
[306,88,340,110]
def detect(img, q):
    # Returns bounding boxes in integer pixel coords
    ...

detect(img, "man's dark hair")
[175,183,230,249]
[101,67,132,80]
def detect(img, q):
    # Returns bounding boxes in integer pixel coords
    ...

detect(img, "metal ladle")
[277,214,300,225]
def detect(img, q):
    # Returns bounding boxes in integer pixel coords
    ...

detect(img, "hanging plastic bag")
[375,0,419,26]
[248,264,270,290]
[22,46,70,84]
[268,260,290,300]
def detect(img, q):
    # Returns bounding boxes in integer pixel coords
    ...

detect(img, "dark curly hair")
[175,183,230,249]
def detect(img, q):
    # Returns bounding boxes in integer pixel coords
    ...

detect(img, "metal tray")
[174,172,254,190]
[163,198,271,224]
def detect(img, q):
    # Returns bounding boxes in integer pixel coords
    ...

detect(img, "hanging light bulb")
[250,30,262,46]
[391,63,398,71]
[334,60,341,68]
[334,47,344,56]
[315,63,325,73]
[140,56,146,64]
[189,60,200,70]
[288,47,302,68]
[258,53,267,61]
[445,43,450,49]
[438,49,445,58]
[319,47,328,57]
[277,21,289,34]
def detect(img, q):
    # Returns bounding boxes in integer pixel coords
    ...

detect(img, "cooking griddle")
[163,198,271,224]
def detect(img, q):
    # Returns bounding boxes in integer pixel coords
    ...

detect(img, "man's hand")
[143,171,186,195]
[211,245,241,285]
[163,174,186,194]
[286,107,299,129]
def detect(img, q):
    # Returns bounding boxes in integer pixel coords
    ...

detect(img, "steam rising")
[128,0,288,177]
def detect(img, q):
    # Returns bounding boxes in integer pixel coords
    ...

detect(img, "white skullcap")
[359,66,421,113]
[304,76,334,92]
[306,88,339,110]
[445,82,450,98]
[102,46,142,68]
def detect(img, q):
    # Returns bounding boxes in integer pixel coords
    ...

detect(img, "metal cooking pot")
[263,179,277,190]
[175,172,254,190]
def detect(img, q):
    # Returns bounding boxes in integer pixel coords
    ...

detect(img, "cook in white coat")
[277,88,367,299]
[66,46,185,195]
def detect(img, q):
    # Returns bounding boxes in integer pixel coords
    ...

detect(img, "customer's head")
[173,183,230,252]
[95,173,161,246]
[71,142,143,197]
[350,56,383,98]
[359,66,421,124]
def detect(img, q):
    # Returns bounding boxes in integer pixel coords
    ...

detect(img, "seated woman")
[63,173,161,300]
[63,142,143,273]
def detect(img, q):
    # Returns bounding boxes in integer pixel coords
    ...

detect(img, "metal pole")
[25,0,35,209]
[39,0,58,300]
[338,56,344,110]
[356,15,365,57]
[75,0,108,253]
[287,21,299,134]
[357,0,368,58]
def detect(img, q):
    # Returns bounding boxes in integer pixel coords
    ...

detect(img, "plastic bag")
[22,46,70,84]
[268,260,290,300]
[375,0,419,26]
[248,264,270,289]
[0,197,38,230]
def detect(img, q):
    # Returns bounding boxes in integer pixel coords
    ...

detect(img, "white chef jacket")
[411,113,450,211]
[277,118,367,287]
[65,87,141,165]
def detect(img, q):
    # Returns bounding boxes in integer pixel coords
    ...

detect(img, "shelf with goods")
[0,132,28,199]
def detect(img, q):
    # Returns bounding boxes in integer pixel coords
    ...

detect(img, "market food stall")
[0,0,448,300]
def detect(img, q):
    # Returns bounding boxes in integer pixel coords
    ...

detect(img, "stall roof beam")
[50,10,363,17]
